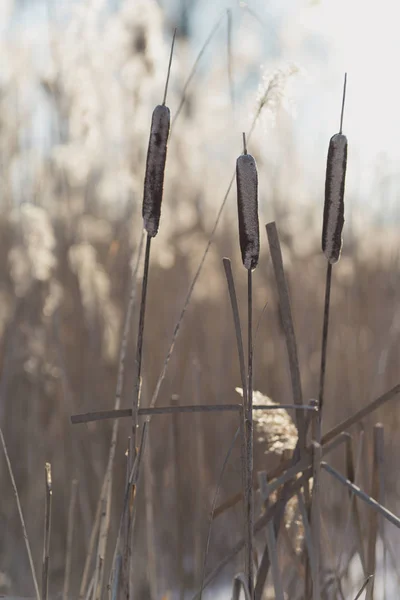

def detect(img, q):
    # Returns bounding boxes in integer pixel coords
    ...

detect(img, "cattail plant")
[122,30,176,599]
[319,73,348,420]
[236,132,260,597]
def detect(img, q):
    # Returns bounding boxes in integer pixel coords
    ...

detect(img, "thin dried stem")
[199,426,240,600]
[266,222,306,452]
[42,463,52,600]
[354,575,374,600]
[311,442,322,600]
[162,28,177,106]
[319,261,332,419]
[71,402,316,424]
[245,268,254,595]
[0,427,40,600]
[321,462,400,528]
[232,573,252,600]
[63,479,78,600]
[258,472,284,600]
[339,73,347,134]
[366,424,385,600]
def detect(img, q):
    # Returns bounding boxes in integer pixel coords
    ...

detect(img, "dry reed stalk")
[311,442,322,600]
[171,395,185,600]
[87,233,145,600]
[232,573,252,600]
[319,73,348,420]
[354,575,374,600]
[258,472,284,600]
[321,461,400,528]
[213,430,350,520]
[221,257,250,592]
[197,425,241,600]
[265,222,305,450]
[0,427,40,600]
[366,423,385,600]
[42,463,52,600]
[335,432,367,579]
[110,424,148,599]
[79,475,106,599]
[193,472,313,599]
[236,132,260,597]
[193,360,207,588]
[143,427,158,600]
[63,478,78,600]
[222,259,248,406]
[71,402,316,424]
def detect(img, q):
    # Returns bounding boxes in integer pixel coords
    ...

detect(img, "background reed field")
[1,1,400,599]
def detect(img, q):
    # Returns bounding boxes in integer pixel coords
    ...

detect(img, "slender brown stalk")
[258,472,284,600]
[336,432,367,578]
[354,575,374,600]
[245,268,254,596]
[266,222,305,448]
[0,427,41,600]
[171,395,185,600]
[221,256,250,592]
[42,463,52,600]
[319,261,332,417]
[71,402,316,424]
[311,442,322,600]
[222,258,247,406]
[144,427,158,600]
[199,426,240,600]
[87,232,145,600]
[232,573,252,600]
[366,424,384,600]
[321,462,400,528]
[63,478,78,600]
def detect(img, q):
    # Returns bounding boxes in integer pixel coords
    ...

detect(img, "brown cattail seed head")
[142,104,170,237]
[322,132,347,263]
[236,152,260,270]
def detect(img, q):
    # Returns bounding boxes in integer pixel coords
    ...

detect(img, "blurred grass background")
[1,0,400,597]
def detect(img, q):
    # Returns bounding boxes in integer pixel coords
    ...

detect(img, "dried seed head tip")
[236,152,260,270]
[142,104,170,237]
[322,132,347,264]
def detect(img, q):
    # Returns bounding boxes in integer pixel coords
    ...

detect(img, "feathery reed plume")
[319,73,348,418]
[236,133,260,271]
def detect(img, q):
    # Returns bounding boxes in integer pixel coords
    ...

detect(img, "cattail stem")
[132,234,152,458]
[163,28,177,106]
[318,262,332,419]
[125,234,152,593]
[339,73,347,134]
[42,463,52,600]
[245,268,254,596]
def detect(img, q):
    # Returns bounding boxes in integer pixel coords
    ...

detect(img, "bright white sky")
[268,0,400,218]
[3,0,400,219]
